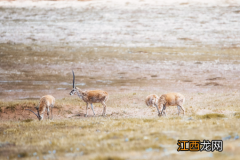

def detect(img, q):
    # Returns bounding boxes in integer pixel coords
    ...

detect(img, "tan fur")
[158,92,185,116]
[37,95,55,120]
[145,94,159,107]
[71,87,109,117]
[145,94,161,116]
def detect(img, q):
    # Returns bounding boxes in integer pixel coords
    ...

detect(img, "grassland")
[1,92,240,159]
[1,43,240,160]
[1,112,240,160]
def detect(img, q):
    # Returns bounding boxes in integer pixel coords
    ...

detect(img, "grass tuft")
[21,119,34,123]
[197,113,226,119]
[143,118,156,123]
[50,122,66,126]
[234,112,240,119]
[5,105,17,112]
[17,152,28,158]
[91,156,125,160]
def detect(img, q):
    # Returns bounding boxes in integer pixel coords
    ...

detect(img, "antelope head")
[69,70,78,96]
[25,107,41,121]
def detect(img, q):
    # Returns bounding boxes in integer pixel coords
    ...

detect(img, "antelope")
[25,95,55,120]
[145,94,161,116]
[158,92,185,116]
[69,70,109,117]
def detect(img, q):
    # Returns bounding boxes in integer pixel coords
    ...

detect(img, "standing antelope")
[145,94,161,116]
[69,70,109,117]
[25,95,55,120]
[158,92,185,116]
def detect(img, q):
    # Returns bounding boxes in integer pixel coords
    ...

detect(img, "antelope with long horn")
[69,70,109,117]
[158,92,185,116]
[25,95,55,120]
[145,94,161,116]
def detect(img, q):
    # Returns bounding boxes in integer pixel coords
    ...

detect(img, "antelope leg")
[177,106,181,115]
[179,105,185,116]
[47,107,50,119]
[90,103,96,116]
[154,104,161,116]
[101,102,107,116]
[162,105,167,116]
[51,107,53,120]
[85,103,88,117]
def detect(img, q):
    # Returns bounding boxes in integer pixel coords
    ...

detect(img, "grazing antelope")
[158,92,185,116]
[25,95,55,120]
[69,70,109,117]
[145,94,161,116]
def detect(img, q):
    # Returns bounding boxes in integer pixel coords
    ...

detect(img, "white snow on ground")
[0,0,240,47]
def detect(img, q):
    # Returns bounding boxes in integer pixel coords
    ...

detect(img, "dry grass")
[234,112,240,119]
[0,115,240,160]
[91,156,125,160]
[1,42,240,160]
[197,113,226,119]
[0,92,240,159]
